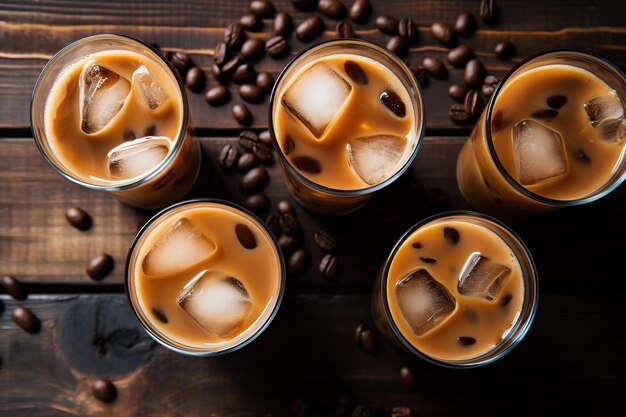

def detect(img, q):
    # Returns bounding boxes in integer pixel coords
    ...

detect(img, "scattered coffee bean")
[420,257,437,264]
[259,130,273,147]
[222,55,244,75]
[283,136,295,155]
[449,103,470,123]
[256,71,275,94]
[481,74,500,98]
[494,40,516,60]
[1,275,27,300]
[279,234,303,254]
[411,64,428,87]
[531,109,559,119]
[240,166,269,194]
[398,18,418,42]
[232,63,257,84]
[274,12,294,38]
[431,21,457,47]
[277,200,295,215]
[291,0,317,11]
[352,405,371,417]
[266,35,289,58]
[11,306,40,333]
[501,294,513,307]
[386,35,408,58]
[86,254,114,281]
[399,366,418,390]
[239,84,265,104]
[279,212,299,235]
[449,83,468,103]
[151,307,168,324]
[232,103,254,126]
[239,130,259,150]
[288,249,310,275]
[314,230,337,251]
[447,44,474,68]
[237,152,258,173]
[318,0,346,20]
[65,206,92,231]
[206,85,231,106]
[240,13,263,32]
[253,143,273,162]
[171,52,192,73]
[266,214,281,236]
[360,327,379,354]
[224,23,246,50]
[391,406,413,417]
[375,15,398,35]
[547,94,567,109]
[457,336,476,346]
[250,0,275,17]
[422,55,447,79]
[292,155,322,174]
[455,11,476,37]
[211,63,229,84]
[480,0,500,23]
[91,378,117,403]
[344,60,368,85]
[412,242,422,249]
[214,41,229,66]
[464,58,485,87]
[296,16,325,42]
[185,66,206,92]
[240,37,266,62]
[464,90,485,118]
[574,147,591,164]
[236,223,258,249]
[245,193,271,214]
[354,322,366,345]
[350,0,372,23]
[319,254,339,279]
[380,90,406,118]
[219,144,239,169]
[336,20,356,38]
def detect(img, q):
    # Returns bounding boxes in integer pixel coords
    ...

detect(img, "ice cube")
[395,269,456,336]
[79,61,131,134]
[458,252,511,301]
[142,217,216,278]
[599,117,626,144]
[282,62,352,138]
[177,271,252,338]
[584,90,624,126]
[512,119,568,186]
[107,136,171,180]
[132,65,169,110]
[347,135,407,185]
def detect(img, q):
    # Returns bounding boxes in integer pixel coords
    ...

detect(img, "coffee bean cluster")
[284,392,414,417]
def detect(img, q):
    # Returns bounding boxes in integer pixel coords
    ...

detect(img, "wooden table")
[1,1,625,415]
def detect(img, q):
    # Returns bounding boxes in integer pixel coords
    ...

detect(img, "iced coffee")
[270,39,424,214]
[32,34,200,209]
[373,212,538,367]
[126,200,285,354]
[457,51,626,219]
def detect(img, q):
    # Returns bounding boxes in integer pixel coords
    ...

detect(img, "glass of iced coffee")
[269,39,425,214]
[457,51,626,220]
[31,34,201,209]
[126,199,285,355]
[373,212,538,368]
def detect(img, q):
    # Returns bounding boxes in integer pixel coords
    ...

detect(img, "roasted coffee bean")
[292,155,322,174]
[336,20,356,38]
[455,11,476,37]
[447,44,474,68]
[352,405,371,417]
[574,147,591,164]
[185,66,206,92]
[236,223,259,249]
[354,322,367,345]
[279,212,299,235]
[399,366,418,390]
[277,199,295,215]
[210,63,229,84]
[11,306,40,333]
[449,83,468,103]
[531,108,559,119]
[232,103,254,126]
[318,0,346,20]
[443,227,460,245]
[547,94,568,109]
[240,166,269,194]
[240,13,263,32]
[237,152,258,173]
[91,378,117,403]
[219,144,239,169]
[376,15,398,35]
[296,16,325,42]
[398,18,418,42]
[333,393,354,417]
[266,35,289,58]
[380,90,406,118]
[344,60,368,85]
[214,41,229,66]
[232,63,257,85]
[386,35,407,58]
[239,130,259,150]
[420,257,437,264]
[222,55,244,75]
[431,21,457,47]
[412,242,422,249]
[291,0,317,11]
[449,103,471,123]
[259,130,273,147]
[151,307,168,324]
[256,71,275,94]
[279,234,303,254]
[266,214,281,236]
[360,328,379,354]
[253,143,273,162]
[464,58,485,87]
[65,206,92,231]
[314,229,337,251]
[171,52,192,73]
[144,124,158,136]
[274,12,294,37]
[411,65,428,87]
[481,74,500,98]
[283,136,295,154]
[480,0,499,23]
[206,85,231,106]
[494,40,516,60]
[240,37,265,62]
[250,0,275,17]
[239,84,265,104]
[457,336,476,346]
[288,249,310,275]
[464,90,485,118]
[422,55,447,79]
[86,254,114,280]
[1,275,27,300]
[319,254,339,279]
[350,0,372,23]
[224,23,246,50]
[501,294,513,307]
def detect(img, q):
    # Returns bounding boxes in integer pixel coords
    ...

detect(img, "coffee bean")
[547,94,567,109]
[399,366,418,390]
[151,307,168,324]
[279,212,299,235]
[240,166,269,194]
[443,227,460,245]
[350,0,372,23]
[253,143,273,163]
[239,130,260,150]
[380,90,406,118]
[283,136,295,155]
[464,90,485,118]
[411,64,428,87]
[171,52,192,73]
[273,12,294,38]
[259,130,273,147]
[206,85,231,106]
[65,206,92,231]
[398,18,418,42]
[296,16,325,42]
[222,55,244,75]
[266,35,289,58]
[352,405,371,417]
[210,63,229,84]
[420,257,437,264]
[1,275,27,300]
[464,58,485,87]
[240,13,263,32]
[219,144,239,169]
[91,378,117,403]
[239,84,265,104]
[354,322,366,345]
[336,20,356,38]
[250,0,275,17]
[480,0,500,23]
[240,37,265,62]
[449,103,471,123]
[431,21,457,47]
[237,152,258,173]
[457,336,476,346]
[288,249,310,275]
[447,44,474,68]
[292,155,322,174]
[448,83,468,102]
[256,71,275,94]
[86,254,114,281]
[232,103,254,126]
[375,15,398,35]
[574,147,591,164]
[494,40,516,60]
[318,0,346,20]
[455,11,476,37]
[531,108,559,119]
[320,254,339,279]
[214,41,229,66]
[360,328,379,354]
[277,199,295,215]
[236,223,259,249]
[265,214,281,236]
[412,242,422,249]
[279,234,303,254]
[245,193,271,215]
[224,23,246,50]
[344,60,368,85]
[314,229,337,251]
[12,305,39,334]
[386,35,407,58]
[291,0,317,11]
[185,66,206,92]
[422,55,447,79]
[501,294,513,307]
[481,74,500,99]
[232,63,257,85]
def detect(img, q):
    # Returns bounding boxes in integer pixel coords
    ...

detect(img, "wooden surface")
[1,0,625,416]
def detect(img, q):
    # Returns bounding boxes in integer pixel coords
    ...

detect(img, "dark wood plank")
[0,0,624,129]
[1,293,625,416]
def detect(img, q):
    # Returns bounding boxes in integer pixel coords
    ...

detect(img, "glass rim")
[380,210,539,368]
[124,198,287,356]
[268,38,426,197]
[485,49,626,207]
[30,33,190,192]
